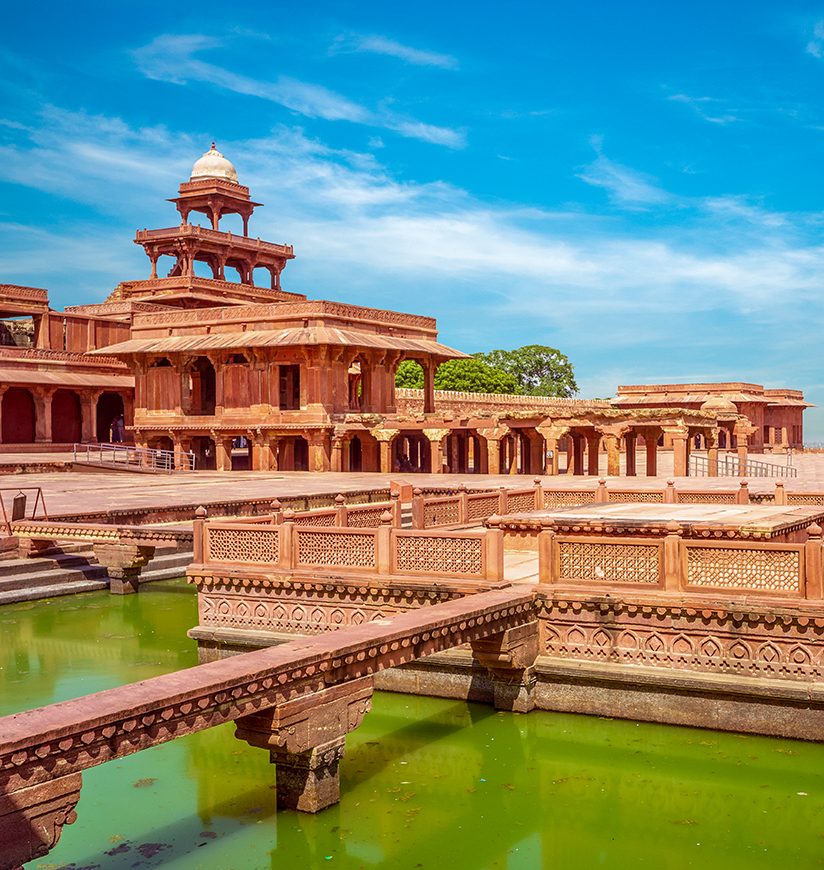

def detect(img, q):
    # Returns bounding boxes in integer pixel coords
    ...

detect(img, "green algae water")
[2,582,823,870]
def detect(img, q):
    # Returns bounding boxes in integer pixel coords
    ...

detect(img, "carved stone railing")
[196,516,504,583]
[0,586,534,869]
[536,522,824,600]
[271,495,401,529]
[0,284,48,305]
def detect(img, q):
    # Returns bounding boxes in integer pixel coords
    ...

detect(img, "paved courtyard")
[0,449,821,517]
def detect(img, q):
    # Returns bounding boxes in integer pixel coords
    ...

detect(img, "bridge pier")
[92,542,155,594]
[471,620,539,713]
[234,677,373,812]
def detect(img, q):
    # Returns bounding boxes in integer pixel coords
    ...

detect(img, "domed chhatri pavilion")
[0,145,809,472]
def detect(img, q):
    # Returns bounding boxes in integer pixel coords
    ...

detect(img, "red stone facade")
[0,147,809,469]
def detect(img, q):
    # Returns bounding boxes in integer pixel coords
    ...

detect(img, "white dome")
[190,143,238,183]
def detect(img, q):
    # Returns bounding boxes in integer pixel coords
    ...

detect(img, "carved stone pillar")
[235,678,373,813]
[470,621,539,712]
[369,428,399,473]
[423,361,436,414]
[215,437,232,472]
[423,428,450,474]
[33,388,54,443]
[599,430,623,477]
[308,431,332,473]
[585,432,601,476]
[624,430,637,476]
[707,429,719,477]
[643,427,660,477]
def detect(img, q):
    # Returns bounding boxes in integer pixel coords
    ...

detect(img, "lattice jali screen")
[295,529,377,568]
[787,494,824,505]
[608,490,664,503]
[294,512,337,527]
[507,492,537,513]
[424,499,461,527]
[557,540,660,584]
[678,492,737,504]
[685,545,801,593]
[394,535,484,576]
[347,506,387,528]
[466,494,499,522]
[544,490,596,508]
[207,527,279,564]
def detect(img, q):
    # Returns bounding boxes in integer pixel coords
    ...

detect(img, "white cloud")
[4,105,824,434]
[668,93,740,125]
[577,141,670,207]
[807,20,824,58]
[342,34,458,70]
[133,34,465,148]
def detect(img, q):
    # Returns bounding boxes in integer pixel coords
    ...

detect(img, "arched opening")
[230,436,252,471]
[219,212,244,235]
[394,359,424,392]
[393,431,431,473]
[192,259,214,279]
[96,392,125,443]
[252,266,271,288]
[2,388,35,443]
[349,435,363,472]
[294,436,309,471]
[51,389,82,444]
[190,436,216,471]
[188,357,216,415]
[186,212,213,230]
[147,435,175,470]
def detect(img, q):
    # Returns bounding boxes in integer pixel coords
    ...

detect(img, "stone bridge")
[0,585,535,869]
[10,520,193,593]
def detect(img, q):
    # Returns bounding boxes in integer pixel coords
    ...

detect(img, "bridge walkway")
[0,584,536,869]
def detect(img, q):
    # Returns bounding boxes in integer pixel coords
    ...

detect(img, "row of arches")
[0,388,126,444]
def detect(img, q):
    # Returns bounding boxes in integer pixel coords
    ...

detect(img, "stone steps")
[0,547,194,605]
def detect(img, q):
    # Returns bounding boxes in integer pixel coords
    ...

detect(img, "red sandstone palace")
[0,146,810,474]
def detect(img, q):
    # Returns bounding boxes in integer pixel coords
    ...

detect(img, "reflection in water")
[1,582,822,869]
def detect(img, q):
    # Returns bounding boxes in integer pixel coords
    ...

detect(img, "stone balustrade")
[195,515,503,583]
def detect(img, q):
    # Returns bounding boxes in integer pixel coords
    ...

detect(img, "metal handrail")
[72,443,196,473]
[689,453,797,478]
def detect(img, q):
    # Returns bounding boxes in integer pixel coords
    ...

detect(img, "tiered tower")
[107,144,302,308]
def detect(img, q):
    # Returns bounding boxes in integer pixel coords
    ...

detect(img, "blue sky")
[3,2,824,435]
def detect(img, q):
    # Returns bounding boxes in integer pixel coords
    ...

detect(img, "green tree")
[394,358,520,394]
[476,345,578,397]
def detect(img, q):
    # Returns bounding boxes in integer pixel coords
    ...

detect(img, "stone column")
[644,428,659,477]
[331,433,344,473]
[370,428,399,474]
[667,428,689,477]
[215,437,232,472]
[601,432,622,477]
[33,388,54,443]
[423,361,436,414]
[585,432,600,476]
[307,431,332,472]
[624,430,637,476]
[423,428,450,474]
[707,429,719,477]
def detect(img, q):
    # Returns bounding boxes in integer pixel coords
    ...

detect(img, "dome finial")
[190,143,238,183]
[211,140,216,150]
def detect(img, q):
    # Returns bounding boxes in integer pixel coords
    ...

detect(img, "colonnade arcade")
[0,386,131,444]
[145,413,751,475]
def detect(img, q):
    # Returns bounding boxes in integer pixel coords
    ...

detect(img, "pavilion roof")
[0,368,134,388]
[90,326,468,359]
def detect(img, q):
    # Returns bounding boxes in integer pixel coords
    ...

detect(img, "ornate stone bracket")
[470,620,539,712]
[0,773,82,870]
[234,677,373,812]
